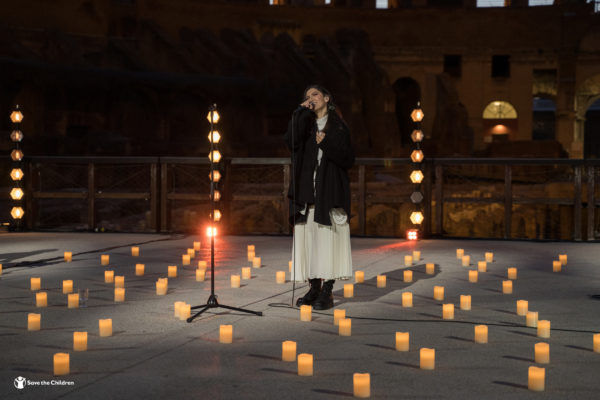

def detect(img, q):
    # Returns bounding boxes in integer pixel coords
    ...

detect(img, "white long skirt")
[291,206,353,282]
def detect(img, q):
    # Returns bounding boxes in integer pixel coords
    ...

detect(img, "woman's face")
[304,88,329,114]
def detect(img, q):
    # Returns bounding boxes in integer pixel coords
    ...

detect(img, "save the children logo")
[14,376,26,389]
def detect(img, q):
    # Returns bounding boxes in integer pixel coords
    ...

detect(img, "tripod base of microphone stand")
[187,294,263,322]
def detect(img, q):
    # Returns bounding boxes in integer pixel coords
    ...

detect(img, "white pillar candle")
[404,270,413,282]
[404,255,413,266]
[442,304,454,319]
[552,260,561,272]
[230,274,241,288]
[339,318,351,336]
[156,278,168,295]
[288,260,292,272]
[485,252,493,262]
[474,325,488,343]
[247,245,255,252]
[377,275,386,288]
[28,313,41,331]
[282,340,296,362]
[420,348,435,370]
[182,255,190,266]
[36,292,47,307]
[114,275,125,288]
[64,252,72,262]
[502,280,513,294]
[344,283,354,298]
[252,257,261,268]
[135,264,145,276]
[402,292,413,307]
[460,295,471,310]
[413,250,421,260]
[528,366,545,391]
[462,255,470,267]
[477,261,487,272]
[179,303,191,320]
[558,254,567,265]
[73,332,87,351]
[131,246,139,256]
[426,263,435,275]
[247,250,255,262]
[297,353,313,376]
[353,373,370,398]
[433,286,444,301]
[535,342,550,364]
[99,319,112,336]
[195,268,206,281]
[114,288,125,302]
[526,311,538,327]
[334,309,346,325]
[219,324,232,344]
[517,300,528,316]
[276,271,286,284]
[594,333,600,353]
[62,280,73,294]
[241,267,251,280]
[396,332,409,351]
[53,353,69,376]
[193,241,201,251]
[537,320,551,338]
[198,260,207,270]
[104,270,114,283]
[468,270,478,283]
[507,267,517,280]
[456,248,464,259]
[300,305,312,322]
[187,248,195,258]
[30,277,41,291]
[174,301,185,318]
[68,293,79,308]
[355,270,364,283]
[101,255,109,265]
[168,265,177,278]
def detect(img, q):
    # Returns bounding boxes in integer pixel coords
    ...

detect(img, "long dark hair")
[302,84,345,124]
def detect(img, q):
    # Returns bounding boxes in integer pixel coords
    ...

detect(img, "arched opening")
[584,97,600,158]
[532,97,556,140]
[392,77,421,146]
[482,100,518,143]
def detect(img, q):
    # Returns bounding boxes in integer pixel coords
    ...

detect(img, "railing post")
[358,164,366,235]
[283,163,290,235]
[504,164,512,239]
[434,163,443,236]
[160,162,169,232]
[87,163,95,230]
[150,163,158,232]
[587,165,595,241]
[574,165,582,241]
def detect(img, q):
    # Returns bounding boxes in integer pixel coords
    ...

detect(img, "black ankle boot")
[296,279,322,307]
[313,280,334,310]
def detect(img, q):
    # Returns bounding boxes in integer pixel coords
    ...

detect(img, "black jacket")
[284,107,354,226]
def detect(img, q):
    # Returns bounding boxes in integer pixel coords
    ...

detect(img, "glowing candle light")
[344,284,354,298]
[174,301,185,318]
[474,325,488,343]
[179,303,191,320]
[219,325,233,344]
[168,265,177,278]
[594,333,600,353]
[252,257,261,268]
[64,252,72,262]
[502,280,513,294]
[353,373,370,398]
[526,311,538,327]
[334,309,346,325]
[276,271,286,284]
[404,270,413,282]
[198,260,207,270]
[433,286,444,301]
[460,295,471,310]
[396,332,409,351]
[420,348,435,370]
[247,250,255,262]
[53,353,69,376]
[468,270,478,283]
[558,254,567,265]
[426,263,435,275]
[508,267,517,280]
[104,270,114,283]
[101,255,109,265]
[247,245,255,252]
[289,260,292,272]
[30,277,41,291]
[376,275,386,288]
[114,276,125,288]
[36,292,47,307]
[62,280,73,294]
[156,278,168,295]
[552,260,561,272]
[195,269,206,281]
[528,366,545,391]
[535,342,549,364]
[537,320,551,338]
[231,274,241,288]
[478,261,487,272]
[300,305,312,322]
[182,255,190,266]
[456,249,464,259]
[135,264,145,276]
[282,340,296,362]
[99,319,112,336]
[114,288,125,302]
[485,252,493,262]
[187,248,195,258]
[68,293,79,308]
[404,255,413,266]
[0,264,2,275]
[28,313,41,331]
[241,267,251,280]
[73,332,87,351]
[355,270,364,283]
[402,292,413,307]
[413,250,421,261]
[442,304,454,319]
[297,353,313,376]
[193,241,201,251]
[339,318,351,336]
[131,246,139,257]
[462,255,470,267]
[517,300,528,316]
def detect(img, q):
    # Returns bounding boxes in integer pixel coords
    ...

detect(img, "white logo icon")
[14,376,26,389]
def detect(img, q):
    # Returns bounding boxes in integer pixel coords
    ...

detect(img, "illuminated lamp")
[208,150,221,163]
[208,131,221,144]
[410,211,424,225]
[11,130,23,142]
[206,226,217,237]
[410,191,423,204]
[209,170,221,182]
[11,206,24,219]
[411,105,424,122]
[213,210,222,222]
[407,229,418,241]
[410,170,424,184]
[10,108,23,123]
[10,188,24,200]
[410,150,424,163]
[11,149,24,161]
[207,110,220,124]
[491,124,509,135]
[213,190,221,202]
[411,129,424,143]
[10,168,24,181]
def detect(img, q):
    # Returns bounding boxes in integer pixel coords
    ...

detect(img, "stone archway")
[576,74,600,158]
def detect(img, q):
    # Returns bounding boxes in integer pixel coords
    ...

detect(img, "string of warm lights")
[207,105,221,237]
[10,105,25,228]
[407,103,425,240]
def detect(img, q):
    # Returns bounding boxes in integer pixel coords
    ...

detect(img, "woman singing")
[284,84,354,310]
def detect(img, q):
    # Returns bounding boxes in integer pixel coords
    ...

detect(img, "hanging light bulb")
[411,104,424,122]
[11,149,24,161]
[10,107,23,123]
[10,168,24,181]
[206,110,220,124]
[11,206,24,219]
[411,129,424,142]
[410,149,424,163]
[410,211,424,225]
[209,170,221,182]
[11,130,24,142]
[213,190,221,202]
[206,226,217,237]
[208,131,221,144]
[10,188,24,200]
[410,170,424,184]
[208,150,221,163]
[212,209,222,222]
